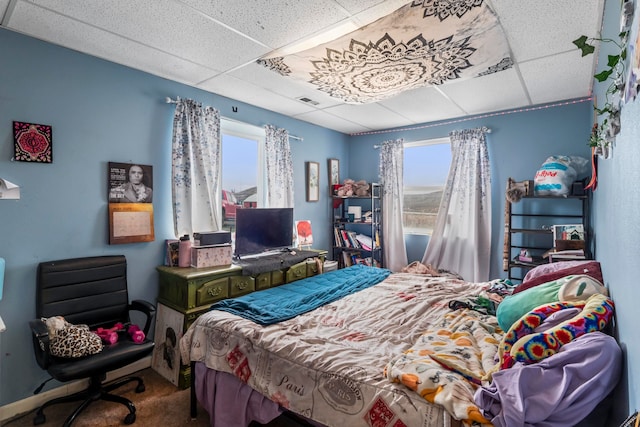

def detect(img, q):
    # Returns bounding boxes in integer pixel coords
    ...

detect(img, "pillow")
[498,293,614,370]
[515,261,603,295]
[496,274,607,331]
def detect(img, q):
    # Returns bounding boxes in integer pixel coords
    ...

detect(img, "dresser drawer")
[286,261,308,283]
[271,269,285,286]
[306,258,321,276]
[195,276,229,306]
[255,272,271,290]
[157,265,242,311]
[230,275,255,297]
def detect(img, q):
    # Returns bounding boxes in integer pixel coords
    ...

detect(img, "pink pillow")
[522,260,594,282]
[513,261,603,295]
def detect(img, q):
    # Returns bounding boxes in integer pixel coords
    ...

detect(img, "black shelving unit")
[331,183,383,269]
[503,179,590,282]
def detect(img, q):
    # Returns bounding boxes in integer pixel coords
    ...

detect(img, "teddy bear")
[337,178,355,197]
[353,180,370,197]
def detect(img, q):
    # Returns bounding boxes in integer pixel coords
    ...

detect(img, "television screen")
[234,208,294,257]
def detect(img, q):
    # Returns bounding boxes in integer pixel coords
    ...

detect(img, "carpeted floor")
[2,368,209,427]
[2,368,309,427]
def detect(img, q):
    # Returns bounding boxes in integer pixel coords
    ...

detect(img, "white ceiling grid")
[1,0,605,134]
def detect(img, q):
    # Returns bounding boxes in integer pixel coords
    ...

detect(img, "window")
[221,119,264,231]
[403,137,451,235]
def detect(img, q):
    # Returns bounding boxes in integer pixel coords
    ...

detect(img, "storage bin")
[190,244,232,268]
[324,260,338,272]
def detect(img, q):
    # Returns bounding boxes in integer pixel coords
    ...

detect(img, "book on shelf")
[543,247,586,262]
[355,233,373,251]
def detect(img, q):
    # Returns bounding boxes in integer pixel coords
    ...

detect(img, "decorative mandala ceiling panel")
[258,0,513,104]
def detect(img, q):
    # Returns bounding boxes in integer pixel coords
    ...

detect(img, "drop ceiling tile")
[23,0,269,71]
[0,0,11,20]
[338,0,407,25]
[491,0,605,62]
[378,87,467,124]
[439,68,530,114]
[230,63,343,108]
[519,52,594,105]
[180,0,351,50]
[7,1,217,85]
[198,74,319,117]
[322,102,413,131]
[294,109,371,134]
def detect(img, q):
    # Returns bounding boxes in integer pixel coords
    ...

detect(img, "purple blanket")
[475,331,621,427]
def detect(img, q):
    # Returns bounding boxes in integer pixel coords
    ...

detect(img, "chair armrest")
[29,319,52,369]
[128,300,156,336]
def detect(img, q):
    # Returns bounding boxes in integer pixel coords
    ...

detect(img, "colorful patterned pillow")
[497,274,606,331]
[497,293,613,370]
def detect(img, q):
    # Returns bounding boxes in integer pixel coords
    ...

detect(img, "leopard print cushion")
[49,323,103,358]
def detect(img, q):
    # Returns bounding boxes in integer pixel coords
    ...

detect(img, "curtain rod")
[373,127,492,148]
[165,97,303,141]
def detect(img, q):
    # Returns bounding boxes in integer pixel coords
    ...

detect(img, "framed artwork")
[151,303,184,386]
[295,220,313,247]
[328,158,340,189]
[13,121,53,163]
[306,161,319,202]
[108,162,153,203]
[108,203,155,244]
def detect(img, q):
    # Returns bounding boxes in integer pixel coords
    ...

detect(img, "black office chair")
[29,255,155,426]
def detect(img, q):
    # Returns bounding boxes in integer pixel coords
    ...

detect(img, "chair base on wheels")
[33,374,145,427]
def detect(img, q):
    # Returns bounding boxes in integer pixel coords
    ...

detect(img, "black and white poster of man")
[108,162,153,203]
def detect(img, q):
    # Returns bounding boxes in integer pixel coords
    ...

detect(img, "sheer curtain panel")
[171,98,221,238]
[264,125,294,208]
[379,139,408,272]
[422,128,491,282]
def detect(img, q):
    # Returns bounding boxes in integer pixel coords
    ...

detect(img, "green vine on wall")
[572,0,634,155]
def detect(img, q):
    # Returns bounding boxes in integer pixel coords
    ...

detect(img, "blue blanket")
[210,264,391,325]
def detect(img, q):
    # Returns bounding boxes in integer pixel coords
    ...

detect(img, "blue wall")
[349,102,592,279]
[0,28,347,406]
[591,0,640,423]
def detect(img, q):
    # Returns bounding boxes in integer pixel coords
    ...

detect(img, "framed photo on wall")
[108,162,153,203]
[328,158,340,190]
[306,161,319,202]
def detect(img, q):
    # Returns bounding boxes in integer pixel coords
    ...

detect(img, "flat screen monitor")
[234,208,294,257]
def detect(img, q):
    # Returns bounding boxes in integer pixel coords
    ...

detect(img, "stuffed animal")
[354,180,370,197]
[337,179,355,197]
[41,316,103,358]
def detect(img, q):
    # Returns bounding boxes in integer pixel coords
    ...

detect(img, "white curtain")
[422,127,491,282]
[264,125,294,208]
[379,139,408,272]
[171,98,221,238]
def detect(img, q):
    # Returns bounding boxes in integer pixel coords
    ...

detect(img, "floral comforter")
[180,272,499,427]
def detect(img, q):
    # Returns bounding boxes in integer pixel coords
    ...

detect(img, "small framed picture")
[13,121,53,163]
[328,158,340,190]
[306,161,319,202]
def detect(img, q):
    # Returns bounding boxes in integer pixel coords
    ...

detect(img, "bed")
[179,262,621,427]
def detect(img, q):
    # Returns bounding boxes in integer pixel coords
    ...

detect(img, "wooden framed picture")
[108,203,155,244]
[328,158,340,189]
[306,161,319,202]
